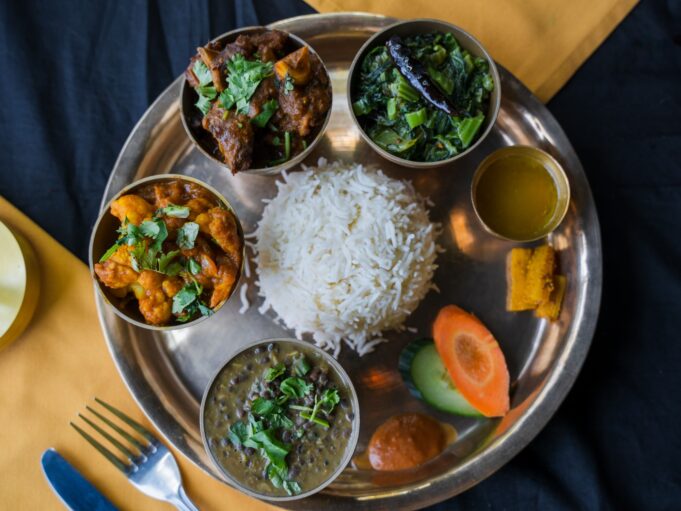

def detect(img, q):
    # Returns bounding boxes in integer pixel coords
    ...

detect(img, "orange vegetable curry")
[368,413,446,471]
[94,180,242,326]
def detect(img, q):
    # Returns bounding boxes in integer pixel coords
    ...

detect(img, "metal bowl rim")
[199,337,361,502]
[179,25,333,176]
[470,145,572,242]
[88,173,245,332]
[345,17,502,169]
[94,12,603,510]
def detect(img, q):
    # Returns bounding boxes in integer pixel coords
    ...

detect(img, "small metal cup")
[88,174,245,331]
[180,27,333,176]
[471,146,571,242]
[200,337,361,502]
[347,18,501,169]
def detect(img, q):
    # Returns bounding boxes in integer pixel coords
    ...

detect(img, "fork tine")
[70,422,129,473]
[95,398,155,443]
[86,405,148,452]
[78,413,138,462]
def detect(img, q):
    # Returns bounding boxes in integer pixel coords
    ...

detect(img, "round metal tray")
[96,13,602,510]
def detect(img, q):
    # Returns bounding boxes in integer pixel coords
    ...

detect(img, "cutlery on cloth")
[71,398,199,511]
[41,448,119,511]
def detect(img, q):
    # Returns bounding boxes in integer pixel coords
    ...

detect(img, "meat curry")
[95,180,243,326]
[184,29,331,173]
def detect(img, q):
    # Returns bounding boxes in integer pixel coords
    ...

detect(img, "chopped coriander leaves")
[172,281,212,322]
[192,61,217,116]
[219,54,274,115]
[283,74,295,95]
[292,355,311,376]
[251,397,278,416]
[177,221,199,249]
[284,132,291,160]
[188,258,201,275]
[100,217,176,275]
[157,250,180,275]
[117,221,142,246]
[139,220,160,238]
[157,204,190,218]
[265,363,286,382]
[192,60,213,86]
[171,282,201,315]
[280,377,313,399]
[196,84,217,100]
[251,99,278,128]
[98,242,120,263]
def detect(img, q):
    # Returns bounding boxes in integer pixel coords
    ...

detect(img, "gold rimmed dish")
[0,221,40,351]
[88,174,245,331]
[471,146,571,242]
[200,338,361,502]
[180,26,333,176]
[347,18,501,169]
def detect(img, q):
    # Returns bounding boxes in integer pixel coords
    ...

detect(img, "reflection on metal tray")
[95,12,602,511]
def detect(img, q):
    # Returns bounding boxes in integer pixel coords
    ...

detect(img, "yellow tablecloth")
[0,197,276,510]
[303,0,638,102]
[0,2,637,509]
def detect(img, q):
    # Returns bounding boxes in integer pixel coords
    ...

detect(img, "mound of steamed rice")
[252,159,439,356]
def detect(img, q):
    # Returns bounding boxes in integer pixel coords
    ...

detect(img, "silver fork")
[71,398,199,511]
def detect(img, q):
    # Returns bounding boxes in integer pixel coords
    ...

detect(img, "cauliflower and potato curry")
[95,180,242,326]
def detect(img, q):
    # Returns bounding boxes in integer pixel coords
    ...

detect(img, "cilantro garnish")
[188,258,201,275]
[292,355,310,377]
[283,74,295,95]
[98,243,120,263]
[227,412,299,495]
[289,388,340,429]
[177,222,199,249]
[219,54,274,115]
[264,363,286,382]
[251,99,278,128]
[280,377,313,399]
[192,61,217,116]
[172,281,213,322]
[157,204,190,218]
[192,60,213,86]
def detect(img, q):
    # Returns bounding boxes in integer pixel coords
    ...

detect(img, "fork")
[71,398,199,511]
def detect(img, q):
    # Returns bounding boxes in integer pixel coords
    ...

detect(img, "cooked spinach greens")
[352,32,494,162]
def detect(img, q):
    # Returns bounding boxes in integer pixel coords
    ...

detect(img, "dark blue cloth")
[1,1,680,509]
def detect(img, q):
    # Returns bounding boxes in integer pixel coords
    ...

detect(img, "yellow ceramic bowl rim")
[0,221,40,350]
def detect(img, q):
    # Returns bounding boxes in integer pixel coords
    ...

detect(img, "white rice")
[238,283,250,314]
[253,159,439,356]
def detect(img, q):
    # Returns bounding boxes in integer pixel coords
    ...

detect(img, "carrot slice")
[433,305,510,417]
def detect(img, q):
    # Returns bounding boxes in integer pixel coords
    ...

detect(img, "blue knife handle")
[41,448,119,511]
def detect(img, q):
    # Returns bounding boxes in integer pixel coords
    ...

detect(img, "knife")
[41,448,119,511]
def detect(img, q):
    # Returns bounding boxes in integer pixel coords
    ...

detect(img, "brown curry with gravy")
[94,179,242,326]
[184,29,331,173]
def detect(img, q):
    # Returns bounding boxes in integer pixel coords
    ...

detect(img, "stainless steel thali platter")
[96,13,602,510]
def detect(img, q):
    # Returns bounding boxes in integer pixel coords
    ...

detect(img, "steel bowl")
[180,26,333,176]
[88,174,245,331]
[471,145,571,242]
[200,337,361,502]
[347,18,501,169]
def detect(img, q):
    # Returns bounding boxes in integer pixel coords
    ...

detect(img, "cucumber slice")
[399,338,483,417]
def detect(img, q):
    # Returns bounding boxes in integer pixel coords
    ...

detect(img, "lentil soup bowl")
[200,338,360,502]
